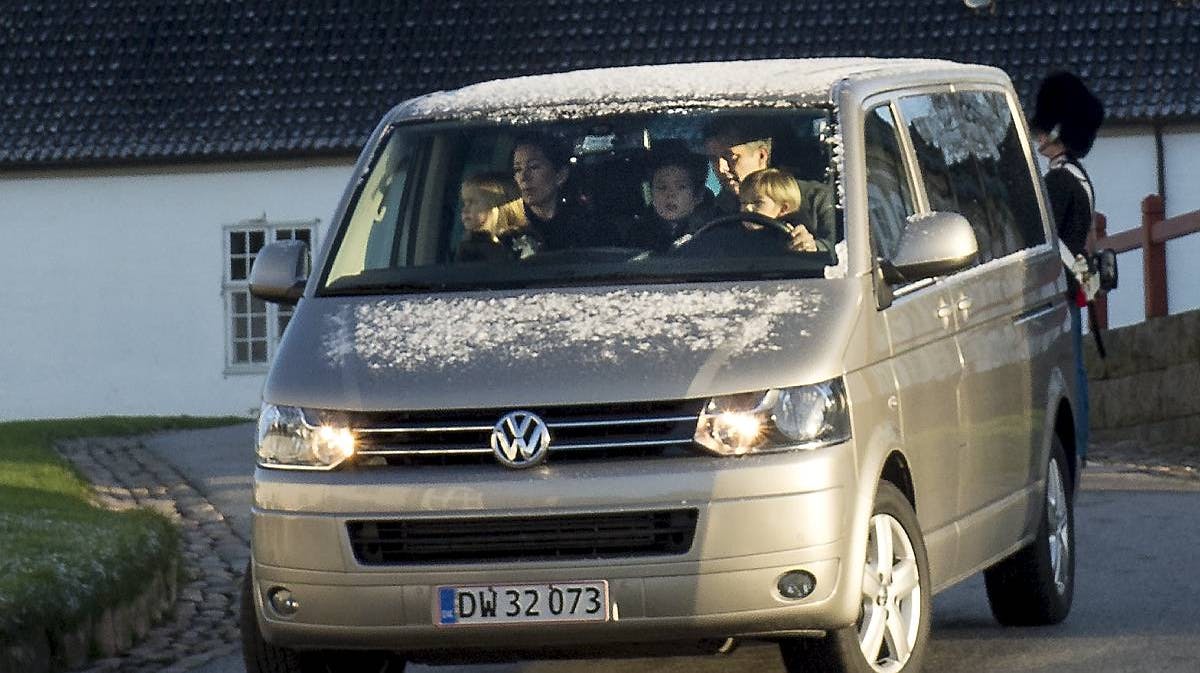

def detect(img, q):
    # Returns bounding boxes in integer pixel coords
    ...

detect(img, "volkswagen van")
[241,59,1081,673]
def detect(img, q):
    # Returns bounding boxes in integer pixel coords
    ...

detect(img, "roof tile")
[1,0,1196,166]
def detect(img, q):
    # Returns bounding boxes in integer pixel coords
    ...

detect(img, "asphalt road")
[143,425,1200,673]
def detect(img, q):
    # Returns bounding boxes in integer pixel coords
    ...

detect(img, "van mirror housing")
[250,240,309,305]
[888,212,979,283]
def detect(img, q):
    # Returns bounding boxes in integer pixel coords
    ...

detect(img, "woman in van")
[511,134,611,250]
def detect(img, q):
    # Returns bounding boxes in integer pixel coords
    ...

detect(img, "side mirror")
[887,212,979,283]
[250,240,309,305]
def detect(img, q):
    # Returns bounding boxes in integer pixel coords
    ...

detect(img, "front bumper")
[249,443,862,651]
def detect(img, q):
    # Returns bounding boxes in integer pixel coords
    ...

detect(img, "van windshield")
[321,109,842,295]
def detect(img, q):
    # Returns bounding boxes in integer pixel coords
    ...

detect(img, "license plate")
[435,581,609,626]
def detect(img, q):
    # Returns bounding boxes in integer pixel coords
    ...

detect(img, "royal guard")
[1029,70,1106,463]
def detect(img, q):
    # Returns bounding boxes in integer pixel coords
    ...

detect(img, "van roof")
[392,58,1002,124]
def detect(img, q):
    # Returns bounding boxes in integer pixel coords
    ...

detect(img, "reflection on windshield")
[322,110,842,294]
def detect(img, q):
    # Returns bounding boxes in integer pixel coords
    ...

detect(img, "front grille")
[318,399,706,466]
[347,509,699,565]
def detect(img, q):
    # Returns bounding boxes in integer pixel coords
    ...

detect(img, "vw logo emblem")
[490,411,551,468]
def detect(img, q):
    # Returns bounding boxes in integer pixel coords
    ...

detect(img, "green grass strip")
[0,416,247,641]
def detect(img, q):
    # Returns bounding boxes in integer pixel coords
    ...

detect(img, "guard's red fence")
[1089,195,1200,330]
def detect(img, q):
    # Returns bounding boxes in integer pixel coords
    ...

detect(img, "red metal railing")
[1089,196,1200,329]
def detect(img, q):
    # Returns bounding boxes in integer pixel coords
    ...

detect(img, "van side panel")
[881,285,965,588]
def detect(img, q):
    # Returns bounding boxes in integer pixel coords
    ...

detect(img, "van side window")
[966,91,1047,251]
[897,92,1046,263]
[897,93,990,263]
[863,104,915,262]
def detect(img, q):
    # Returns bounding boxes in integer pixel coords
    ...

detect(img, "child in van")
[455,172,541,261]
[625,144,718,251]
[738,167,820,252]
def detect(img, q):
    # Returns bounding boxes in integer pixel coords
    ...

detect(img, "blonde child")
[456,172,539,261]
[737,168,819,252]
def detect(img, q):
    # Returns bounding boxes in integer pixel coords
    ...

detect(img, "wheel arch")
[1042,362,1077,494]
[880,449,917,512]
[1054,397,1078,494]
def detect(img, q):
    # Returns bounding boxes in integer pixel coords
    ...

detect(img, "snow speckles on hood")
[323,286,824,372]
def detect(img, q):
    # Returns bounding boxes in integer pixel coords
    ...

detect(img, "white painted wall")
[1104,249,1146,330]
[1088,128,1158,236]
[1163,127,1200,316]
[0,158,354,421]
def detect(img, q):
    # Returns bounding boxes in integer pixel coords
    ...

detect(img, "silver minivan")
[242,58,1080,673]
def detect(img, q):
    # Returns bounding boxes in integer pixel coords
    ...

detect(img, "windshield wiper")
[321,281,449,296]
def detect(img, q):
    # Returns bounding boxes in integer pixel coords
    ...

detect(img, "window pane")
[251,297,267,314]
[249,230,265,253]
[296,229,311,245]
[864,104,915,262]
[234,315,248,339]
[899,93,993,263]
[251,316,266,339]
[232,291,247,314]
[231,257,247,281]
[251,341,268,363]
[230,231,246,255]
[275,229,293,241]
[278,312,292,337]
[973,91,1046,251]
[235,341,249,363]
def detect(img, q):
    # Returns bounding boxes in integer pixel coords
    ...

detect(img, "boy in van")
[702,118,836,252]
[624,144,719,251]
[738,168,820,252]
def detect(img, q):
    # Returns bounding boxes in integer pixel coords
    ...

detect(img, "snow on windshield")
[323,285,824,372]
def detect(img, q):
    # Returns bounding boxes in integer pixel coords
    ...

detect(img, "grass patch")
[0,416,247,641]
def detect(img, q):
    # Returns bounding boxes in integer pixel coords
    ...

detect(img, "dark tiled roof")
[2,1,1197,166]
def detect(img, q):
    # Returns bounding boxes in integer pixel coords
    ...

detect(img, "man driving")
[702,118,837,252]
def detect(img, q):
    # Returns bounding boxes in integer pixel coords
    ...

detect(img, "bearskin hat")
[1030,71,1105,158]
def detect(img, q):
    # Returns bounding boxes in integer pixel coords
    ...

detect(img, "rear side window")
[863,104,915,262]
[897,91,1045,263]
[967,91,1046,252]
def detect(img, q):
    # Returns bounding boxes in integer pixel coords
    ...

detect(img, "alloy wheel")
[857,513,922,672]
[1046,458,1070,595]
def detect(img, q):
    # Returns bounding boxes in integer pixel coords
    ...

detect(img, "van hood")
[264,281,860,412]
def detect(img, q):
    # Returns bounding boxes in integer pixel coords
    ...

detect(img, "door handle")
[936,299,953,322]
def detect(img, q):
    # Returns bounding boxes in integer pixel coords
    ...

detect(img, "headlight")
[694,378,850,456]
[256,403,356,470]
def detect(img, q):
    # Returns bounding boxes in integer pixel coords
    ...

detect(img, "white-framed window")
[222,217,319,373]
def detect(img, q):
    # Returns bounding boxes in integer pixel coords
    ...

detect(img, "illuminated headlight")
[694,378,850,456]
[256,404,355,470]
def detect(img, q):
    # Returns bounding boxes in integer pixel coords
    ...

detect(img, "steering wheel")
[682,212,794,244]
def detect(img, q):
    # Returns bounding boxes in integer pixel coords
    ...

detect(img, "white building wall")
[1086,128,1158,328]
[1163,126,1200,316]
[0,158,354,421]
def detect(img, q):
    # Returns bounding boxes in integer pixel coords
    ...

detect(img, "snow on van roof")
[396,58,985,123]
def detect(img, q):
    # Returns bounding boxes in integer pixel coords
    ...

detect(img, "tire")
[240,564,406,673]
[780,482,931,673]
[983,435,1075,626]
